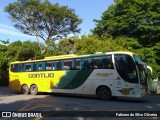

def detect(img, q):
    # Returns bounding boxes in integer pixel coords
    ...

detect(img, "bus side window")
[52,61,56,70]
[33,63,36,71]
[36,62,46,71]
[17,64,21,72]
[36,62,42,71]
[52,61,60,70]
[23,64,26,71]
[88,58,93,69]
[99,57,104,68]
[80,58,84,69]
[19,63,26,71]
[26,64,32,71]
[46,61,52,70]
[103,55,113,69]
[61,61,64,69]
[75,59,80,70]
[93,57,101,69]
[63,59,72,70]
[17,64,23,72]
[11,64,18,72]
[39,64,42,71]
[42,62,46,70]
[56,61,60,70]
[80,58,88,69]
[72,59,75,69]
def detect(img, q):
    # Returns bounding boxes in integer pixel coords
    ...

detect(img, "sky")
[0,0,114,43]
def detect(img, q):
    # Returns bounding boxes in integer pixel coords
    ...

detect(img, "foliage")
[93,0,160,47]
[0,57,8,86]
[1,0,160,86]
[92,0,160,78]
[74,35,101,54]
[0,39,9,45]
[57,37,75,55]
[5,40,22,62]
[0,40,42,86]
[0,44,8,86]
[5,0,82,43]
[56,35,134,55]
[16,41,43,61]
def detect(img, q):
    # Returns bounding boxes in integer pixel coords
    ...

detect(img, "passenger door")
[114,54,138,97]
[114,54,126,97]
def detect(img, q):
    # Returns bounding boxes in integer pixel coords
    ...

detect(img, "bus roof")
[10,51,134,64]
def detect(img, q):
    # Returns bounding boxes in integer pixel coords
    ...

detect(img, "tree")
[0,39,9,45]
[0,43,8,86]
[93,0,160,47]
[5,40,22,62]
[5,40,44,62]
[74,35,102,55]
[0,54,8,86]
[57,37,76,55]
[16,41,43,61]
[73,35,127,55]
[0,40,44,86]
[5,0,82,45]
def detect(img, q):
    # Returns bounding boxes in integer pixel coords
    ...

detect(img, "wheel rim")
[102,90,109,96]
[22,85,29,94]
[98,87,112,100]
[24,86,27,92]
[30,85,38,95]
[32,87,36,94]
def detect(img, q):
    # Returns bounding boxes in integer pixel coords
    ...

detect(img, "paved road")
[0,87,160,119]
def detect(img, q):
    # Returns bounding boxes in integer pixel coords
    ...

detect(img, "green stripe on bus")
[53,69,93,89]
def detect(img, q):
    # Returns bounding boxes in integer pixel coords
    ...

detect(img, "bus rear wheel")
[30,85,38,95]
[21,84,29,95]
[97,87,112,100]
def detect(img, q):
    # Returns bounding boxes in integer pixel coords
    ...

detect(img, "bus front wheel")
[21,84,29,95]
[97,87,112,100]
[30,85,38,95]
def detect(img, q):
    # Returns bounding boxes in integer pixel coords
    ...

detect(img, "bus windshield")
[133,54,141,63]
[133,54,147,85]
[138,64,147,85]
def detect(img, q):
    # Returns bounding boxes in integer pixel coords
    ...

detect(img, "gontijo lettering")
[28,73,54,78]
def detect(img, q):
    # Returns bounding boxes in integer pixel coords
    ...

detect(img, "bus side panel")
[51,70,75,93]
[90,69,115,95]
[125,82,139,97]
[52,70,93,94]
[9,71,63,93]
[26,71,69,93]
[9,72,22,91]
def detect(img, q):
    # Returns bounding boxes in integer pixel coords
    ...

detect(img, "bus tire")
[21,84,29,95]
[30,85,38,95]
[97,86,112,100]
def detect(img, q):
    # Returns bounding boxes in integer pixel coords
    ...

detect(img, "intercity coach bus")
[9,52,149,100]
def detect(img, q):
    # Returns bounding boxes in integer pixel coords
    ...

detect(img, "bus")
[9,51,149,100]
